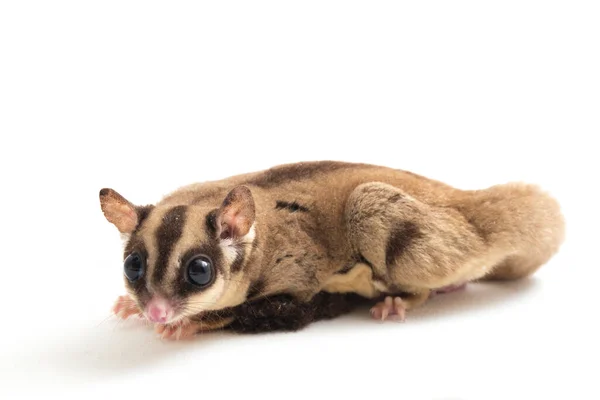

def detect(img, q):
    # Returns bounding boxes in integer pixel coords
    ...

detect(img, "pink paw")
[112,295,142,320]
[370,296,406,322]
[432,283,467,296]
[155,319,199,341]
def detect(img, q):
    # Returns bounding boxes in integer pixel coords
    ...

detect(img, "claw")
[393,297,406,321]
[381,307,389,321]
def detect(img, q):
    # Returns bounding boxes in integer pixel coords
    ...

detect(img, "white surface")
[1,1,598,399]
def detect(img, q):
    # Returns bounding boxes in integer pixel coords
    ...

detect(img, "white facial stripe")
[219,237,238,266]
[243,224,257,247]
[183,224,257,316]
[185,276,226,313]
[219,223,257,271]
[183,272,251,317]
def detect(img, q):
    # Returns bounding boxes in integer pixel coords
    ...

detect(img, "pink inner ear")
[220,224,232,240]
[216,185,255,240]
[219,208,251,240]
[220,211,238,240]
[103,201,138,233]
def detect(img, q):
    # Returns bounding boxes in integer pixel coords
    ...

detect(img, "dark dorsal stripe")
[153,206,187,285]
[246,161,364,188]
[275,200,309,213]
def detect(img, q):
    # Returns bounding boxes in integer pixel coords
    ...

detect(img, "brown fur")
[100,161,565,333]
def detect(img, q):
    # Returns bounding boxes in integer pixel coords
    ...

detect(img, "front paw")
[155,319,199,340]
[112,295,142,320]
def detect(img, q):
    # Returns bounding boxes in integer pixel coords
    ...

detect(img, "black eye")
[186,255,213,287]
[124,252,145,282]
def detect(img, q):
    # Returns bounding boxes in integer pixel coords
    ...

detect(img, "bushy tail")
[455,182,565,280]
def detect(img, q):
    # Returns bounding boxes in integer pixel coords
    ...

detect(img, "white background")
[1,1,598,399]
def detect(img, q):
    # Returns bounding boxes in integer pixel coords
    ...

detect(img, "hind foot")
[431,283,467,296]
[370,296,406,322]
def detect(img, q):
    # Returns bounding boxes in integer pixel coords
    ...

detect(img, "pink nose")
[145,298,173,323]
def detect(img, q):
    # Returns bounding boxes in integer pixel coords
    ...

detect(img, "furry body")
[101,161,565,337]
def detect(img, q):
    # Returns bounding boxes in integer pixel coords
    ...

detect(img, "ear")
[99,188,145,234]
[216,185,256,240]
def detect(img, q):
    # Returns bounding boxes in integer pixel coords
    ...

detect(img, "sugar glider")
[100,161,565,339]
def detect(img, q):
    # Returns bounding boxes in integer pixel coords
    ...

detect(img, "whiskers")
[180,299,219,317]
[95,312,116,328]
[183,300,219,307]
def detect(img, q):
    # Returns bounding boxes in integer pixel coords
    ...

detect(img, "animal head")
[99,186,257,324]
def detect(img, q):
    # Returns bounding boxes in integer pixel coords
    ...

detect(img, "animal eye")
[124,252,145,282]
[186,255,213,287]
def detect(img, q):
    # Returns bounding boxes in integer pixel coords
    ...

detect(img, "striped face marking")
[100,185,258,324]
[109,186,257,325]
